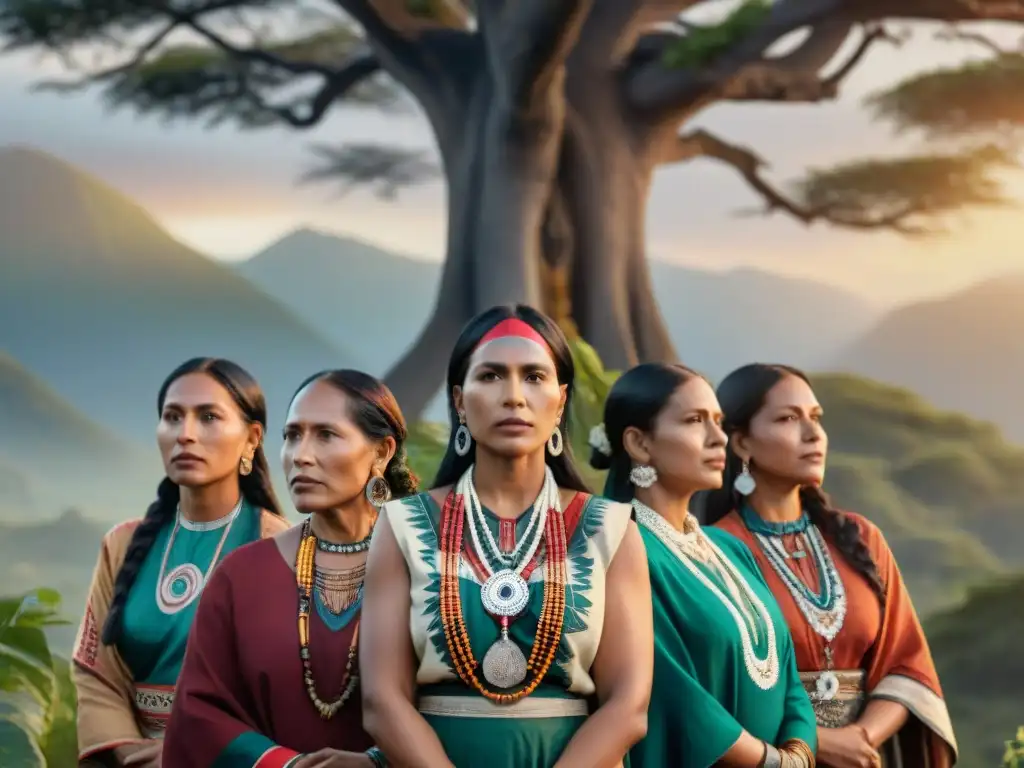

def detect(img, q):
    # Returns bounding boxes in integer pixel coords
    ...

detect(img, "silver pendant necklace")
[155,499,242,615]
[457,466,556,689]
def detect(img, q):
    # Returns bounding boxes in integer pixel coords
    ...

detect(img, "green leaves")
[0,590,74,768]
[1004,726,1024,767]
[866,53,1024,139]
[662,0,772,69]
[793,144,1016,234]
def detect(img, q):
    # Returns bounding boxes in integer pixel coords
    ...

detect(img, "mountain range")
[0,352,158,520]
[237,228,883,386]
[2,144,1023,497]
[832,275,1024,440]
[0,146,357,447]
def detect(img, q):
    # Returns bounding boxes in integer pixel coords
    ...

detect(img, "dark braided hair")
[702,363,886,604]
[290,370,419,499]
[101,357,282,646]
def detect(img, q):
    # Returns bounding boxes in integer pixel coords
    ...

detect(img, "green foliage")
[926,575,1024,766]
[1004,726,1024,767]
[662,0,772,69]
[866,53,1024,139]
[567,340,622,490]
[404,421,449,489]
[0,589,76,768]
[793,144,1015,234]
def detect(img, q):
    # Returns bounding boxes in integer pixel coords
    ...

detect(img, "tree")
[3,0,1024,417]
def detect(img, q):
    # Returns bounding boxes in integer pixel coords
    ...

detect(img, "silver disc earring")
[734,460,756,495]
[365,475,392,508]
[629,464,657,488]
[547,426,564,457]
[454,420,472,457]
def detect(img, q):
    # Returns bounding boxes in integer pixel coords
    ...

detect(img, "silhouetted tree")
[3,0,1023,416]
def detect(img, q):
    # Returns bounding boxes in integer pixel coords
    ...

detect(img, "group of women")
[71,304,957,768]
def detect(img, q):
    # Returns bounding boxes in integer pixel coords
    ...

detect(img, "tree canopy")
[5,0,1024,413]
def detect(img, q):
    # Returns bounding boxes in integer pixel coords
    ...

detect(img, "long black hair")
[290,369,419,498]
[590,363,704,503]
[703,363,886,603]
[431,304,591,493]
[101,357,282,646]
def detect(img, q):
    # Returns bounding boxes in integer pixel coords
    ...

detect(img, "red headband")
[476,318,550,352]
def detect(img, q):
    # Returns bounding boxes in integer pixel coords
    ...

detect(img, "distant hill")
[812,374,1022,599]
[0,508,109,653]
[832,275,1024,441]
[0,352,157,519]
[236,228,439,378]
[0,147,358,445]
[236,228,881,384]
[927,573,1024,766]
[648,264,879,382]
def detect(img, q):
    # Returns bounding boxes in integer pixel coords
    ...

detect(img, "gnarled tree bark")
[382,0,592,416]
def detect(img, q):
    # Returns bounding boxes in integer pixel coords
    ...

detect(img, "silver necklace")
[633,501,780,690]
[155,499,242,615]
[456,465,556,689]
[753,523,847,701]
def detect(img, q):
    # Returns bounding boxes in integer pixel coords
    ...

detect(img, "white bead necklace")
[455,465,558,689]
[633,500,780,690]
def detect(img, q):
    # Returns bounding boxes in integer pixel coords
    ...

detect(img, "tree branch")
[722,23,900,102]
[665,128,932,234]
[934,23,1024,53]
[625,0,843,120]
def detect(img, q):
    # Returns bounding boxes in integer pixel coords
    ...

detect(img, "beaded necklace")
[439,465,567,703]
[316,518,376,554]
[740,504,847,701]
[295,518,361,718]
[634,501,780,690]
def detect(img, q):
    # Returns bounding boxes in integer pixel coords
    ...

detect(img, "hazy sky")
[2,19,1022,307]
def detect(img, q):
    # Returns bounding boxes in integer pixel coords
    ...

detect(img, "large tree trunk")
[385,68,569,419]
[557,74,678,370]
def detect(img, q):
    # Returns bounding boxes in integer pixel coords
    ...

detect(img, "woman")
[705,363,957,768]
[163,370,417,766]
[360,305,653,768]
[590,363,817,768]
[72,357,289,766]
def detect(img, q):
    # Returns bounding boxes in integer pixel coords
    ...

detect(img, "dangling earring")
[630,464,657,488]
[365,472,392,508]
[239,456,253,476]
[734,460,756,495]
[547,426,564,457]
[454,413,472,457]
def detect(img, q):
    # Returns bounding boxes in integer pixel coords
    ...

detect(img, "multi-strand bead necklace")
[439,465,567,704]
[295,517,361,719]
[740,505,847,701]
[633,501,780,690]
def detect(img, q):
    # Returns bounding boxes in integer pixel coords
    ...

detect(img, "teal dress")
[630,520,817,768]
[387,491,633,768]
[117,501,261,736]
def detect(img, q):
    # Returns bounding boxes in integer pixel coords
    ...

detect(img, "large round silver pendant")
[480,570,530,618]
[482,635,528,689]
[815,670,840,701]
[158,563,205,615]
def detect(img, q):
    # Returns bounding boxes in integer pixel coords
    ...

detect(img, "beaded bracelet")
[366,746,387,767]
